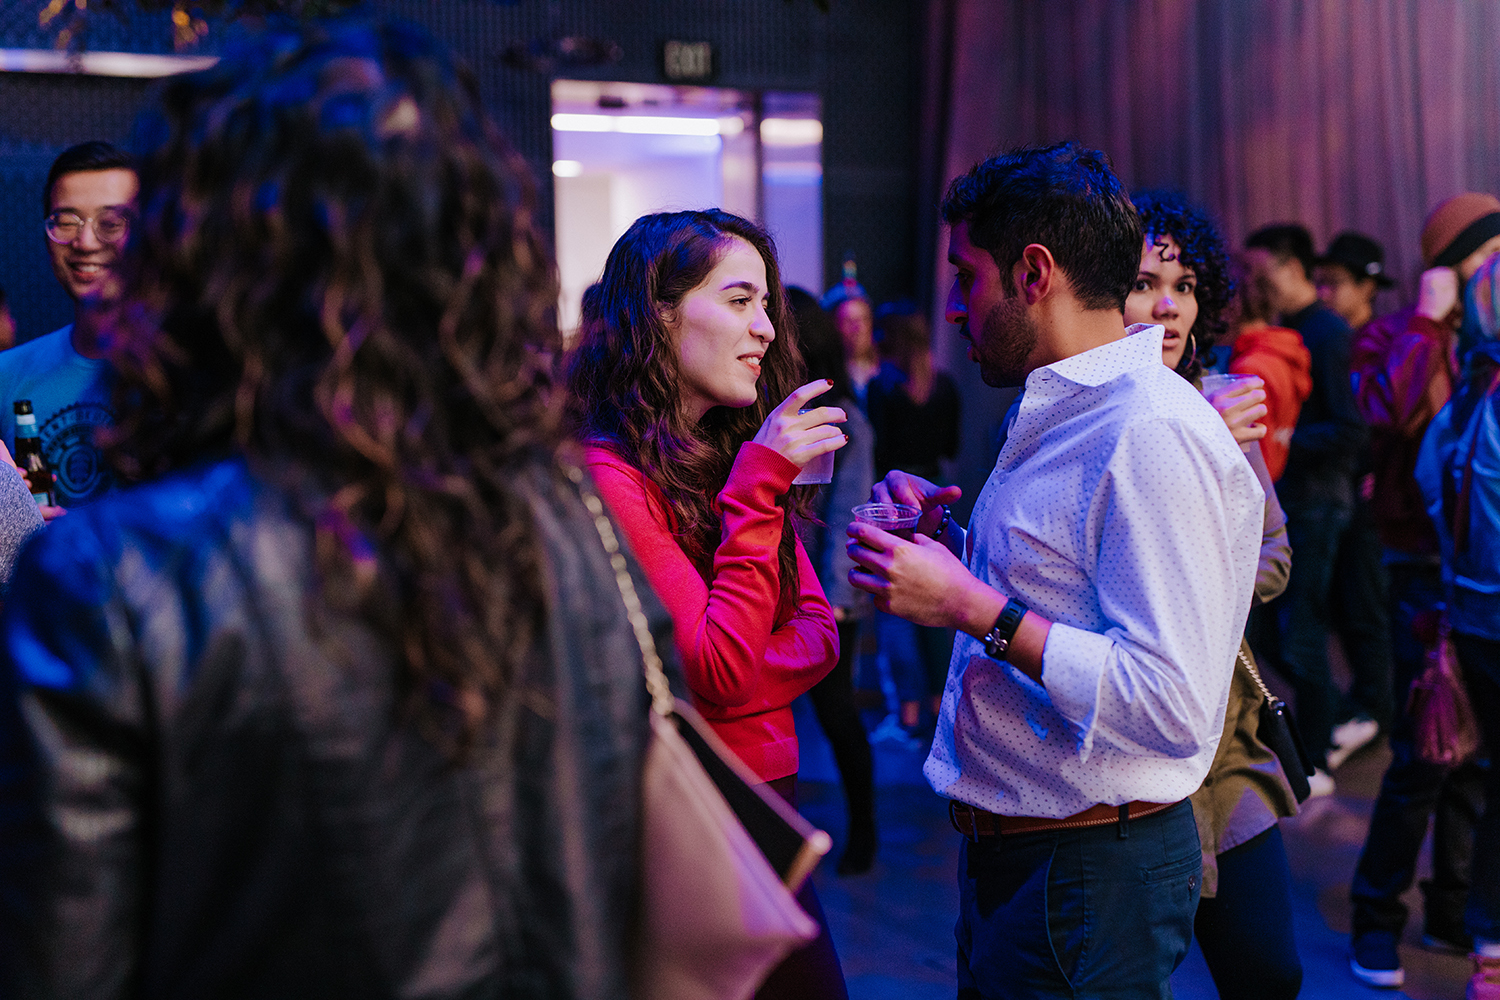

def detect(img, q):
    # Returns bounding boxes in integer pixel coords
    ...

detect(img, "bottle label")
[29,492,48,506]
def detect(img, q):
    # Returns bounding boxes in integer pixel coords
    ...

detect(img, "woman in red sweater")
[568,209,848,999]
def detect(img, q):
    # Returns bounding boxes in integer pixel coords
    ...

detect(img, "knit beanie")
[1422,192,1500,268]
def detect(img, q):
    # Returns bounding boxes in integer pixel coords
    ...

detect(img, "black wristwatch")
[982,598,1029,661]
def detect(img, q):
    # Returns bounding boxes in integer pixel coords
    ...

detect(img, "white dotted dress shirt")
[924,325,1264,818]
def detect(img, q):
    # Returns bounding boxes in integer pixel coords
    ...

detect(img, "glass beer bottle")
[13,400,55,507]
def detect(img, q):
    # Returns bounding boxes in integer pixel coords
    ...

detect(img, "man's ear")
[1014,243,1058,305]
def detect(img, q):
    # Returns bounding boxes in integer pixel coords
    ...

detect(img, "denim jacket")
[1417,347,1500,640]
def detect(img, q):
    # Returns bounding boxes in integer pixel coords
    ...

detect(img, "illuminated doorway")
[551,80,822,339]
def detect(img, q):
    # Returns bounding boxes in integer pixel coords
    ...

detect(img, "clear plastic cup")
[791,408,836,485]
[792,450,835,485]
[1199,372,1262,403]
[851,502,922,540]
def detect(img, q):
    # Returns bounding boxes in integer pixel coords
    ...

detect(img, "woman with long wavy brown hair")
[569,209,850,998]
[0,20,661,999]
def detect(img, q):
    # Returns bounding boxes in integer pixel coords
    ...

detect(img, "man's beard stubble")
[974,295,1038,388]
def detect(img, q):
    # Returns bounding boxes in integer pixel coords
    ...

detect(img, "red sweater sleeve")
[585,442,838,714]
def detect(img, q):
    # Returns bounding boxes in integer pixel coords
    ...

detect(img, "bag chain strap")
[565,465,675,719]
[1236,646,1277,705]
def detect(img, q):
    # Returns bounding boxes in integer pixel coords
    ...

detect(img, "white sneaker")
[869,714,923,750]
[1307,767,1336,798]
[1328,717,1380,771]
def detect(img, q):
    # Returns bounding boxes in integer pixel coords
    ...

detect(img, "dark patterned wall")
[0,0,922,340]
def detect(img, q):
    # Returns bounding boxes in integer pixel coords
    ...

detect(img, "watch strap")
[983,598,1029,660]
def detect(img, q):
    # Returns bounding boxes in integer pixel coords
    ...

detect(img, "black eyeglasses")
[44,208,131,245]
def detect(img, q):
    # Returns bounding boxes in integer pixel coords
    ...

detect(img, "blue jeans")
[956,801,1200,999]
[1351,563,1483,940]
[1260,501,1352,770]
[1452,633,1500,944]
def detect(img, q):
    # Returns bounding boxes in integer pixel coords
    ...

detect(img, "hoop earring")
[1182,332,1198,372]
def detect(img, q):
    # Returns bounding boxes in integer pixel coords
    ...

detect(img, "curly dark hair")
[567,210,810,613]
[941,141,1141,312]
[106,19,562,754]
[1132,189,1234,382]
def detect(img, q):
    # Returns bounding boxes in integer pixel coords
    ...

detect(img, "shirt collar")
[1029,323,1164,390]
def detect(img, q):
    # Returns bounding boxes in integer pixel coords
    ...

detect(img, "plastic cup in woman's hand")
[791,409,836,485]
[852,502,921,540]
[1199,372,1262,404]
[1200,372,1268,449]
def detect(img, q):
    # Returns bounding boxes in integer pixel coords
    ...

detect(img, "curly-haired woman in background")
[569,210,849,998]
[0,20,662,998]
[1125,189,1304,1000]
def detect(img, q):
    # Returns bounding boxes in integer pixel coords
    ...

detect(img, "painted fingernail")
[826,378,834,385]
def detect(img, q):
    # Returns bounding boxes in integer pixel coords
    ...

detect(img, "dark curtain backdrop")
[922,0,1500,515]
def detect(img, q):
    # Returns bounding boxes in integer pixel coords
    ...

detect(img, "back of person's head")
[1451,252,1500,454]
[875,301,930,370]
[1132,188,1233,378]
[113,18,559,753]
[44,140,132,212]
[1462,250,1500,358]
[940,140,1141,312]
[789,285,848,398]
[1245,223,1317,280]
[1232,251,1274,326]
[579,280,604,325]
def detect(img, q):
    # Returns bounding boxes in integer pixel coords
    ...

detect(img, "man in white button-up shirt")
[848,142,1263,999]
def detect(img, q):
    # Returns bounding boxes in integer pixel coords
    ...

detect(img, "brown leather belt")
[949,798,1179,839]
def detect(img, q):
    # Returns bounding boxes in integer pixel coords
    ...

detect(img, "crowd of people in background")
[0,14,1496,1000]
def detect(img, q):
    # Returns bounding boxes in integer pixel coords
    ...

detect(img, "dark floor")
[791,696,1475,1000]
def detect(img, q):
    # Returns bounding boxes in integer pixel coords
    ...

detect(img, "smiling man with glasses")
[0,141,137,511]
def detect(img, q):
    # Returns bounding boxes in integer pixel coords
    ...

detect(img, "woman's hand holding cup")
[753,379,847,473]
[1200,373,1268,450]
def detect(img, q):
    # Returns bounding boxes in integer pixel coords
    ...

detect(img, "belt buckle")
[950,800,981,842]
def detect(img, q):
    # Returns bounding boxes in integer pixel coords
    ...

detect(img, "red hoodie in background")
[1229,323,1313,481]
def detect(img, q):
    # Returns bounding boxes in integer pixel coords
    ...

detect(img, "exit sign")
[663,40,714,82]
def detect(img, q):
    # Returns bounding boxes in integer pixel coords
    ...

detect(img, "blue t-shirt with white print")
[0,325,114,507]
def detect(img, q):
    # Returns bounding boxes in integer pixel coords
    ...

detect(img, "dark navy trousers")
[955,800,1200,999]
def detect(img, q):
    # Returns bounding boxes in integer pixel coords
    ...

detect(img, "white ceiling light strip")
[0,48,217,78]
[551,112,745,137]
[759,118,823,146]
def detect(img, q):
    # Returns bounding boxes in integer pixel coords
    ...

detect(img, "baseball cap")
[1318,232,1394,288]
